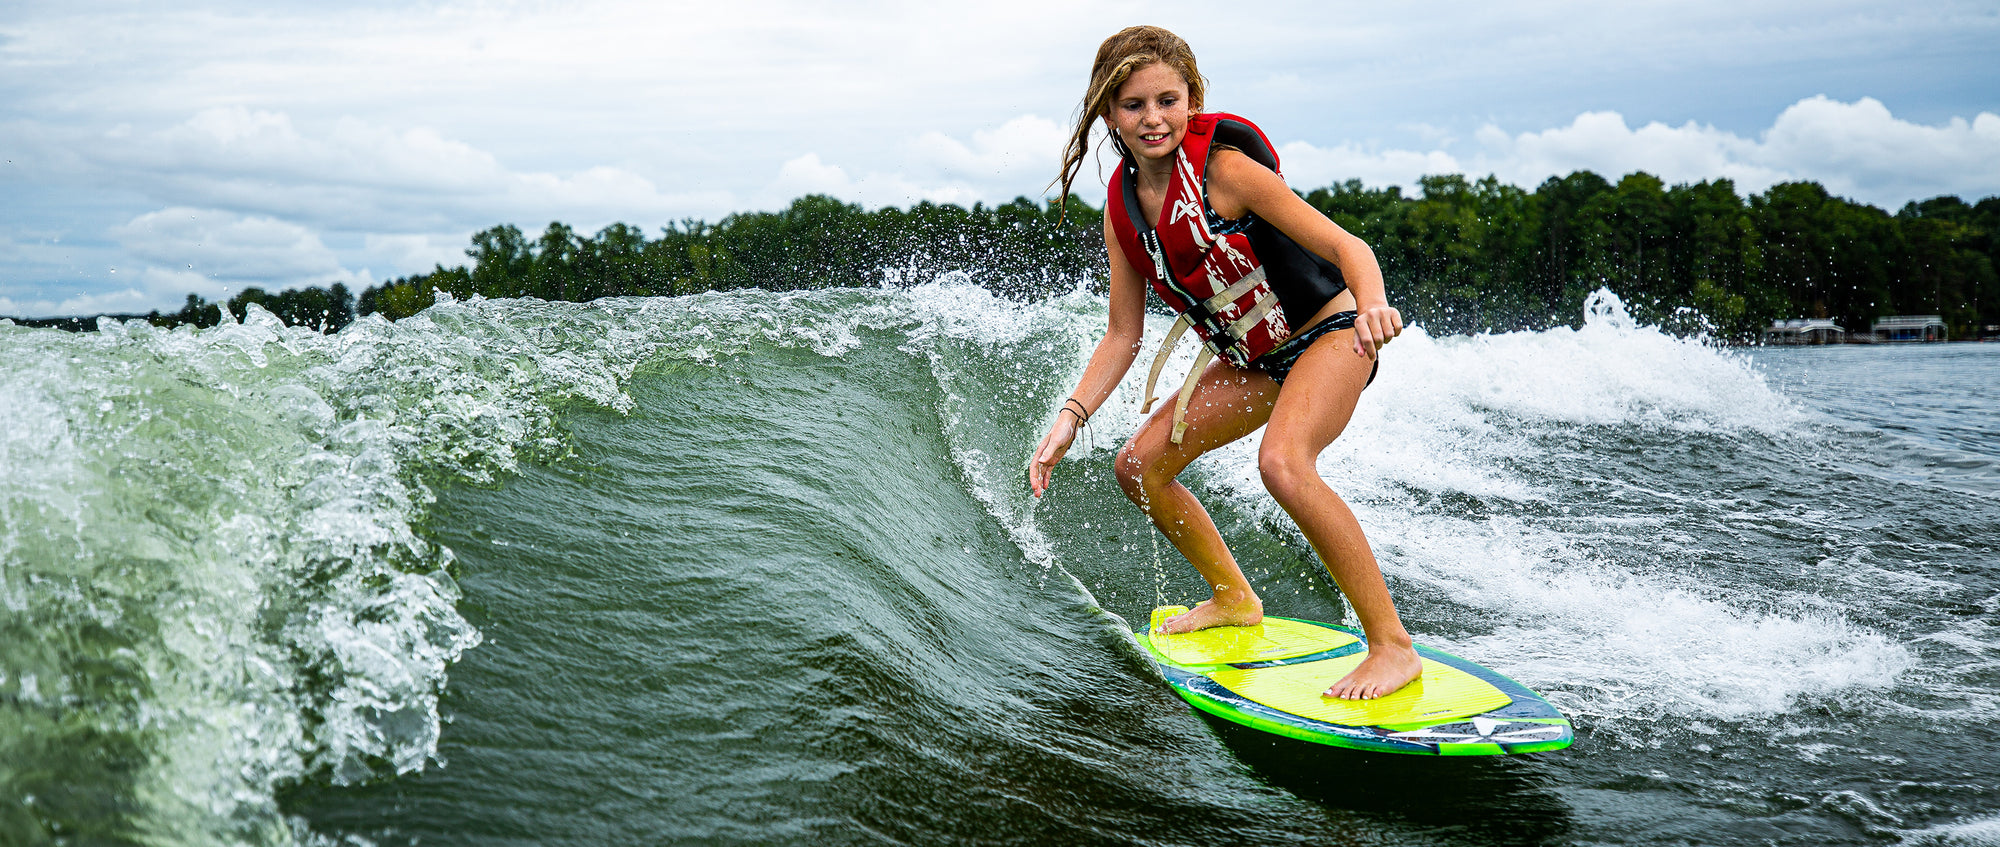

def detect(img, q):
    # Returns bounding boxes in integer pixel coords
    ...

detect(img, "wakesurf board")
[1138,606,1573,756]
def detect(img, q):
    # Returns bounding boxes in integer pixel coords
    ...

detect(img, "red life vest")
[1107,112,1295,443]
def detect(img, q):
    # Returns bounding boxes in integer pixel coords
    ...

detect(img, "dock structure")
[1871,315,1948,342]
[1764,319,1846,345]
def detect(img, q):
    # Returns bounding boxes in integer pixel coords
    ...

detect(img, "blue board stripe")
[1143,616,1574,755]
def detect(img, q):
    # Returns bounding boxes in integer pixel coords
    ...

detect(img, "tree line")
[17,172,1999,342]
[1313,172,1998,339]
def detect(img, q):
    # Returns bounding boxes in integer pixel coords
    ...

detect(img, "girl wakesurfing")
[1028,25,1420,700]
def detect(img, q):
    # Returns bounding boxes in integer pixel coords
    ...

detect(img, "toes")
[1324,676,1389,701]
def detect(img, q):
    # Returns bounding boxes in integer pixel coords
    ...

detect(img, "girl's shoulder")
[1203,146,1287,220]
[1206,145,1278,180]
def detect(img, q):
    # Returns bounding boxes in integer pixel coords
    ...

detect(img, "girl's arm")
[1207,150,1403,358]
[1028,214,1148,498]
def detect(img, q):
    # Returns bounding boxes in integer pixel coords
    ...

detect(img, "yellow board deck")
[1139,605,1573,755]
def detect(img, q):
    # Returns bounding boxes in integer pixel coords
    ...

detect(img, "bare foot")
[1157,598,1263,634]
[1324,643,1422,700]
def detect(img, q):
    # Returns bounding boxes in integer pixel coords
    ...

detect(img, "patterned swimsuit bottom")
[1252,310,1381,386]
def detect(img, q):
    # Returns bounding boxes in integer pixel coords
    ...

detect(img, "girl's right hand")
[1028,414,1080,498]
[1352,302,1405,359]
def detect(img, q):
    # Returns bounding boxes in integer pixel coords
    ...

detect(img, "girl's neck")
[1127,148,1179,228]
[1129,149,1177,190]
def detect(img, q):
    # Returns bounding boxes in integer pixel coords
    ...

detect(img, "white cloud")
[1273,97,2000,207]
[1278,142,1467,196]
[55,107,734,233]
[1464,112,1790,194]
[764,116,1071,210]
[907,115,1069,192]
[360,233,467,277]
[135,267,232,303]
[1757,96,2000,204]
[109,207,372,295]
[0,253,238,316]
[773,153,853,198]
[0,288,165,319]
[765,156,983,210]
[152,109,502,192]
[114,207,344,279]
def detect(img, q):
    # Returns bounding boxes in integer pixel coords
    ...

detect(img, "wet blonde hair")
[1052,25,1207,210]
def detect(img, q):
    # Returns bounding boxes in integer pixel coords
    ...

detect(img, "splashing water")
[7,282,1996,846]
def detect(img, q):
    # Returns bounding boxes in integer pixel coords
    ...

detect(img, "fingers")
[1032,446,1067,496]
[1027,419,1077,498]
[1352,307,1405,358]
[1030,447,1056,496]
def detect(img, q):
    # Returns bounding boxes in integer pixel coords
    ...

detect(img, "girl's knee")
[1116,441,1173,504]
[1114,442,1149,497]
[1258,447,1316,502]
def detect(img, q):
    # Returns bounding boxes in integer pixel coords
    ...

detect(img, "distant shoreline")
[8,172,1998,343]
[2,313,156,331]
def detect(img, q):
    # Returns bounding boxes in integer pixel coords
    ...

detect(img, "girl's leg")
[1260,330,1421,700]
[1115,361,1280,634]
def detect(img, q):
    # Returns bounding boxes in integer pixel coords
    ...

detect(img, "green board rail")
[1139,607,1574,756]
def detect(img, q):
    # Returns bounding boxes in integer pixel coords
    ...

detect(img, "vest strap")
[1203,266,1269,316]
[1226,289,1284,347]
[1141,313,1195,414]
[1169,346,1216,445]
[1148,288,1285,444]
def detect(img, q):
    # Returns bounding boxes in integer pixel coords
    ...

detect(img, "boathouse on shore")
[1764,319,1846,345]
[1871,315,1948,342]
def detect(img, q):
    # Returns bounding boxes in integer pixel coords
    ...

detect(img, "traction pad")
[1146,606,1512,732]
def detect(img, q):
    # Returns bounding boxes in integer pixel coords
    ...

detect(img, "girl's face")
[1105,62,1191,163]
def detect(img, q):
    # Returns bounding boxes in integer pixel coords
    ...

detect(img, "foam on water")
[9,282,1980,844]
[1390,514,1914,724]
[1309,290,1802,504]
[866,283,1910,734]
[0,282,1137,843]
[1399,289,1804,435]
[1354,298,1907,727]
[1032,288,1910,732]
[0,296,748,844]
[1904,816,2000,847]
[888,276,1113,569]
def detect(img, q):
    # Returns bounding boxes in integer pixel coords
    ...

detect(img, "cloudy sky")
[2,0,1996,317]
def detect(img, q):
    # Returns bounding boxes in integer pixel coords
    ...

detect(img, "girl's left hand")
[1027,413,1080,498]
[1352,304,1404,359]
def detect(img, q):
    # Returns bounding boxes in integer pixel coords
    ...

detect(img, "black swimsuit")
[1252,311,1381,387]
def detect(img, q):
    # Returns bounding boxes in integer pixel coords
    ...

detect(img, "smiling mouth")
[1140,132,1170,145]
